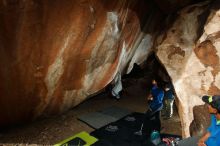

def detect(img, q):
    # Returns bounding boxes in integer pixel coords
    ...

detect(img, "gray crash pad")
[78,106,132,129]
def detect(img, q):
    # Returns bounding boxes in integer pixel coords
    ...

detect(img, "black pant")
[142,109,161,137]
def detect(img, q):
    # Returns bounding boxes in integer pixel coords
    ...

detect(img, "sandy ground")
[0,78,181,145]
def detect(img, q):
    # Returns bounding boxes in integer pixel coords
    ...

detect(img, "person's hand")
[198,132,210,146]
[197,142,206,146]
[197,139,206,146]
[148,94,153,101]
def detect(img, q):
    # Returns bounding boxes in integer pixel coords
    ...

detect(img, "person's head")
[152,79,157,86]
[164,83,172,91]
[202,95,220,114]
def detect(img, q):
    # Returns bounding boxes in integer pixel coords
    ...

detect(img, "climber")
[162,82,175,119]
[197,95,220,146]
[178,95,220,146]
[111,72,123,100]
[134,78,164,136]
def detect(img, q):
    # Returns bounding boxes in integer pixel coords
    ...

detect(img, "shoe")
[134,130,142,136]
[163,117,171,120]
[116,95,120,99]
[161,114,166,117]
[105,125,118,132]
[161,111,166,116]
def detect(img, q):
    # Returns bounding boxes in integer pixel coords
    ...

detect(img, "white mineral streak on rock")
[117,41,128,73]
[215,72,220,89]
[41,34,72,114]
[127,34,152,73]
[46,37,69,98]
[199,10,220,42]
[199,10,220,89]
[214,41,220,59]
[61,12,122,111]
[213,38,220,90]
[62,89,87,112]
[85,12,121,89]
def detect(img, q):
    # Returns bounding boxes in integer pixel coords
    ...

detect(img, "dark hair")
[210,103,220,114]
[212,105,220,114]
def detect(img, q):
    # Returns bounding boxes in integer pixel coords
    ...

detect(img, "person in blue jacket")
[197,95,220,146]
[135,79,164,136]
[178,95,220,146]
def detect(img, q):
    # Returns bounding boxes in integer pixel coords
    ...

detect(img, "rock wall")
[190,105,210,136]
[156,0,220,137]
[0,0,163,127]
[0,0,219,138]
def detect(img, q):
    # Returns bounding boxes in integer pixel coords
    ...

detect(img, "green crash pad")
[54,131,98,146]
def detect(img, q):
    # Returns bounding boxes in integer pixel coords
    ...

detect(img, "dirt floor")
[0,78,181,146]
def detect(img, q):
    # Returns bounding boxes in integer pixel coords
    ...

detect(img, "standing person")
[163,83,175,119]
[135,79,164,137]
[111,72,122,100]
[178,95,220,146]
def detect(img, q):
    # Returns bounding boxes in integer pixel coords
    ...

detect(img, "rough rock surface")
[0,0,163,127]
[190,105,210,137]
[0,0,219,138]
[157,1,220,137]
